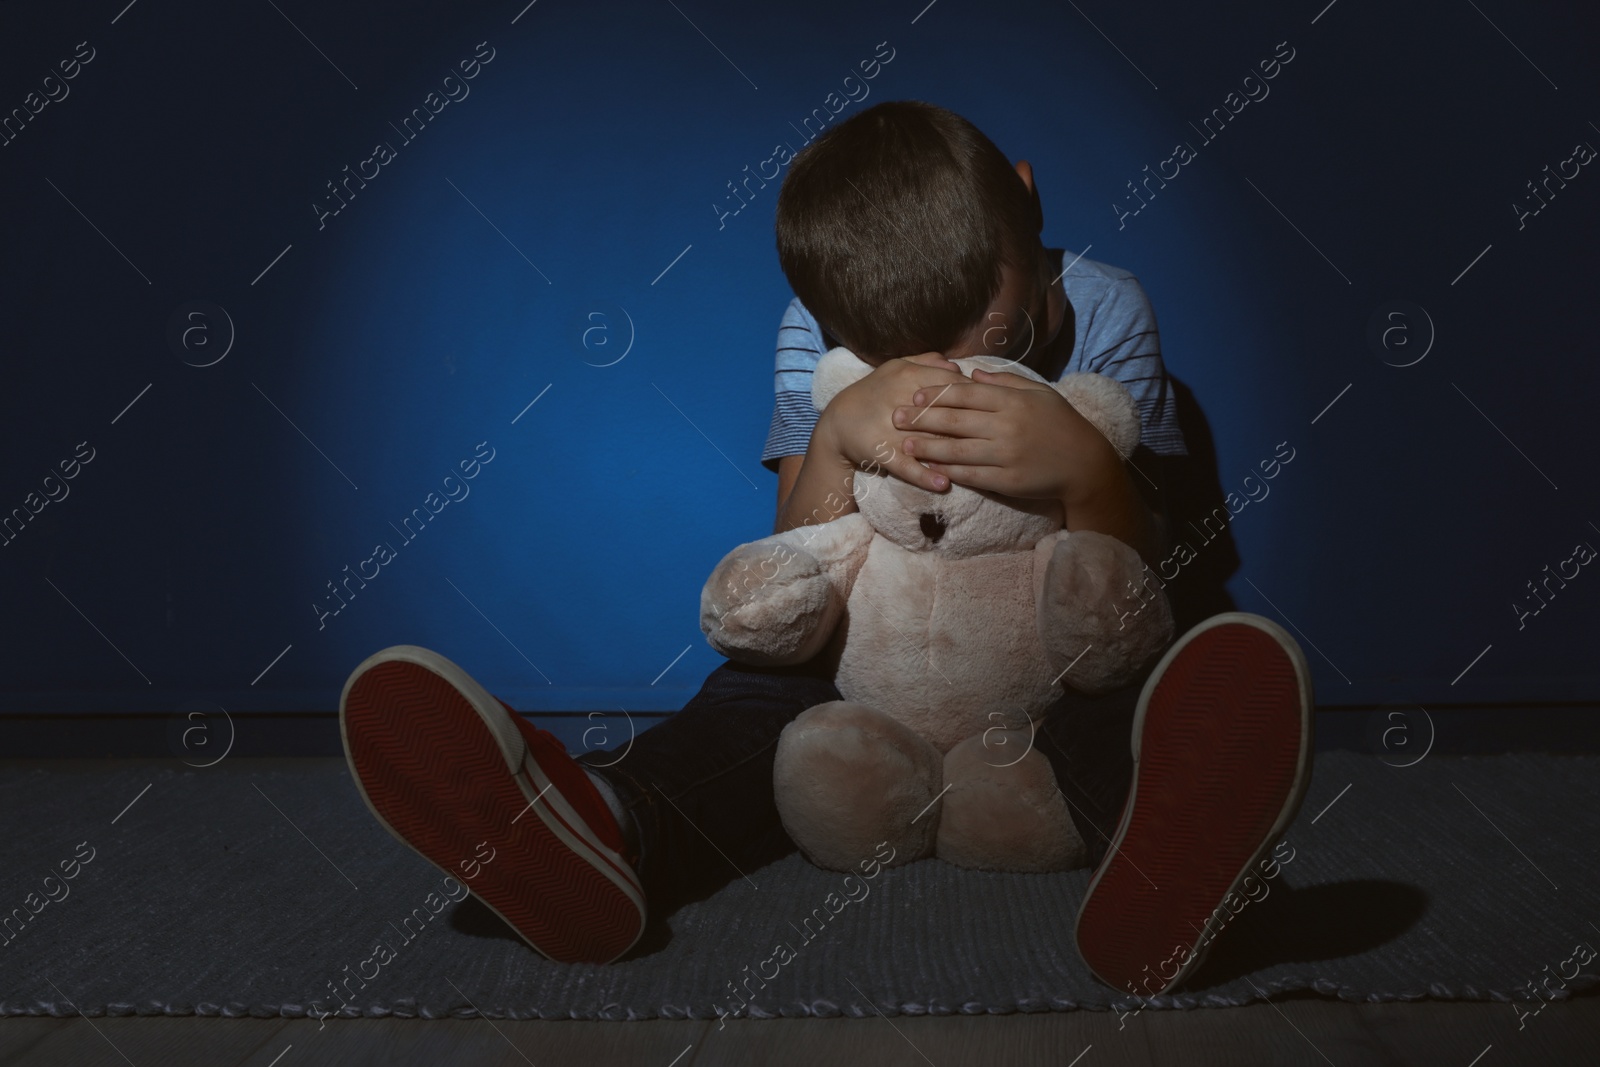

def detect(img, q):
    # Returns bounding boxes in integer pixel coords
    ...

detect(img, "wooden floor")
[2,995,1596,1065]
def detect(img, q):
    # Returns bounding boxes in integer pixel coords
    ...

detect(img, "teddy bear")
[699,348,1173,874]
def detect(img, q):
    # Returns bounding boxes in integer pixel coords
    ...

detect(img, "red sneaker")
[1075,612,1313,996]
[339,645,646,963]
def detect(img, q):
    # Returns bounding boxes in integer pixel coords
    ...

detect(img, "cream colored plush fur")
[700,349,1173,873]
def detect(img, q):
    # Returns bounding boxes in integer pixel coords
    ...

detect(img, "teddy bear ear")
[1054,373,1141,459]
[812,346,875,412]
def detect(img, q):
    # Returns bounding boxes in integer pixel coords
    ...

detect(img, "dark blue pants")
[578,657,1156,917]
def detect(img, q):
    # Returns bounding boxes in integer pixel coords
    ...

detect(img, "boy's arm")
[1072,277,1181,563]
[764,299,963,534]
[897,275,1180,568]
[775,455,804,521]
[767,298,856,534]
[779,408,1162,562]
[774,433,857,534]
[1055,440,1164,567]
[774,354,970,534]
[895,371,1164,565]
[1077,277,1182,564]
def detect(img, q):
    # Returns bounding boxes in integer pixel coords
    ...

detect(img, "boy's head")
[775,100,1052,366]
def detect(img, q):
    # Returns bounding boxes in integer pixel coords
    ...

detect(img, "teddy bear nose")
[919,512,946,544]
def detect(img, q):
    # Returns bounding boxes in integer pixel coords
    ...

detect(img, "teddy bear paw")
[935,728,1088,872]
[773,701,943,871]
[701,541,837,665]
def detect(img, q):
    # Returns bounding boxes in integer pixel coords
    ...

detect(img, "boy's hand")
[818,352,971,493]
[892,367,1121,504]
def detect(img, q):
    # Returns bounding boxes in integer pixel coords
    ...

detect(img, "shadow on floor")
[1187,877,1430,990]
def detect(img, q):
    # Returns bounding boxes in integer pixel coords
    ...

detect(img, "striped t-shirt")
[760,248,1188,471]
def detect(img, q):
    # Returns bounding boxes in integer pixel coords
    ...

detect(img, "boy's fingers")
[896,404,970,433]
[911,381,1006,411]
[903,435,991,465]
[970,367,1050,391]
[911,369,970,392]
[910,381,962,414]
[919,463,1006,494]
[895,353,968,386]
[881,451,949,492]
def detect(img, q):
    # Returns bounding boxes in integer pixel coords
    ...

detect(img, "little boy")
[339,101,1312,997]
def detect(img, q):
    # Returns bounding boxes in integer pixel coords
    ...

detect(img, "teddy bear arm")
[699,514,873,666]
[771,511,874,598]
[1036,529,1173,695]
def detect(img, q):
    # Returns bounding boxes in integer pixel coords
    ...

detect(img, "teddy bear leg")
[773,701,944,872]
[936,728,1089,872]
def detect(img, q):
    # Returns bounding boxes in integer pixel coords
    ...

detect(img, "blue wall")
[1,0,1595,719]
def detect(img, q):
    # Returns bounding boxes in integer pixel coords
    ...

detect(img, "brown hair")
[774,100,1042,363]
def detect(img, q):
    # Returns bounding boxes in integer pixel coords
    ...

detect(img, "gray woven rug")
[2,751,1597,1020]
